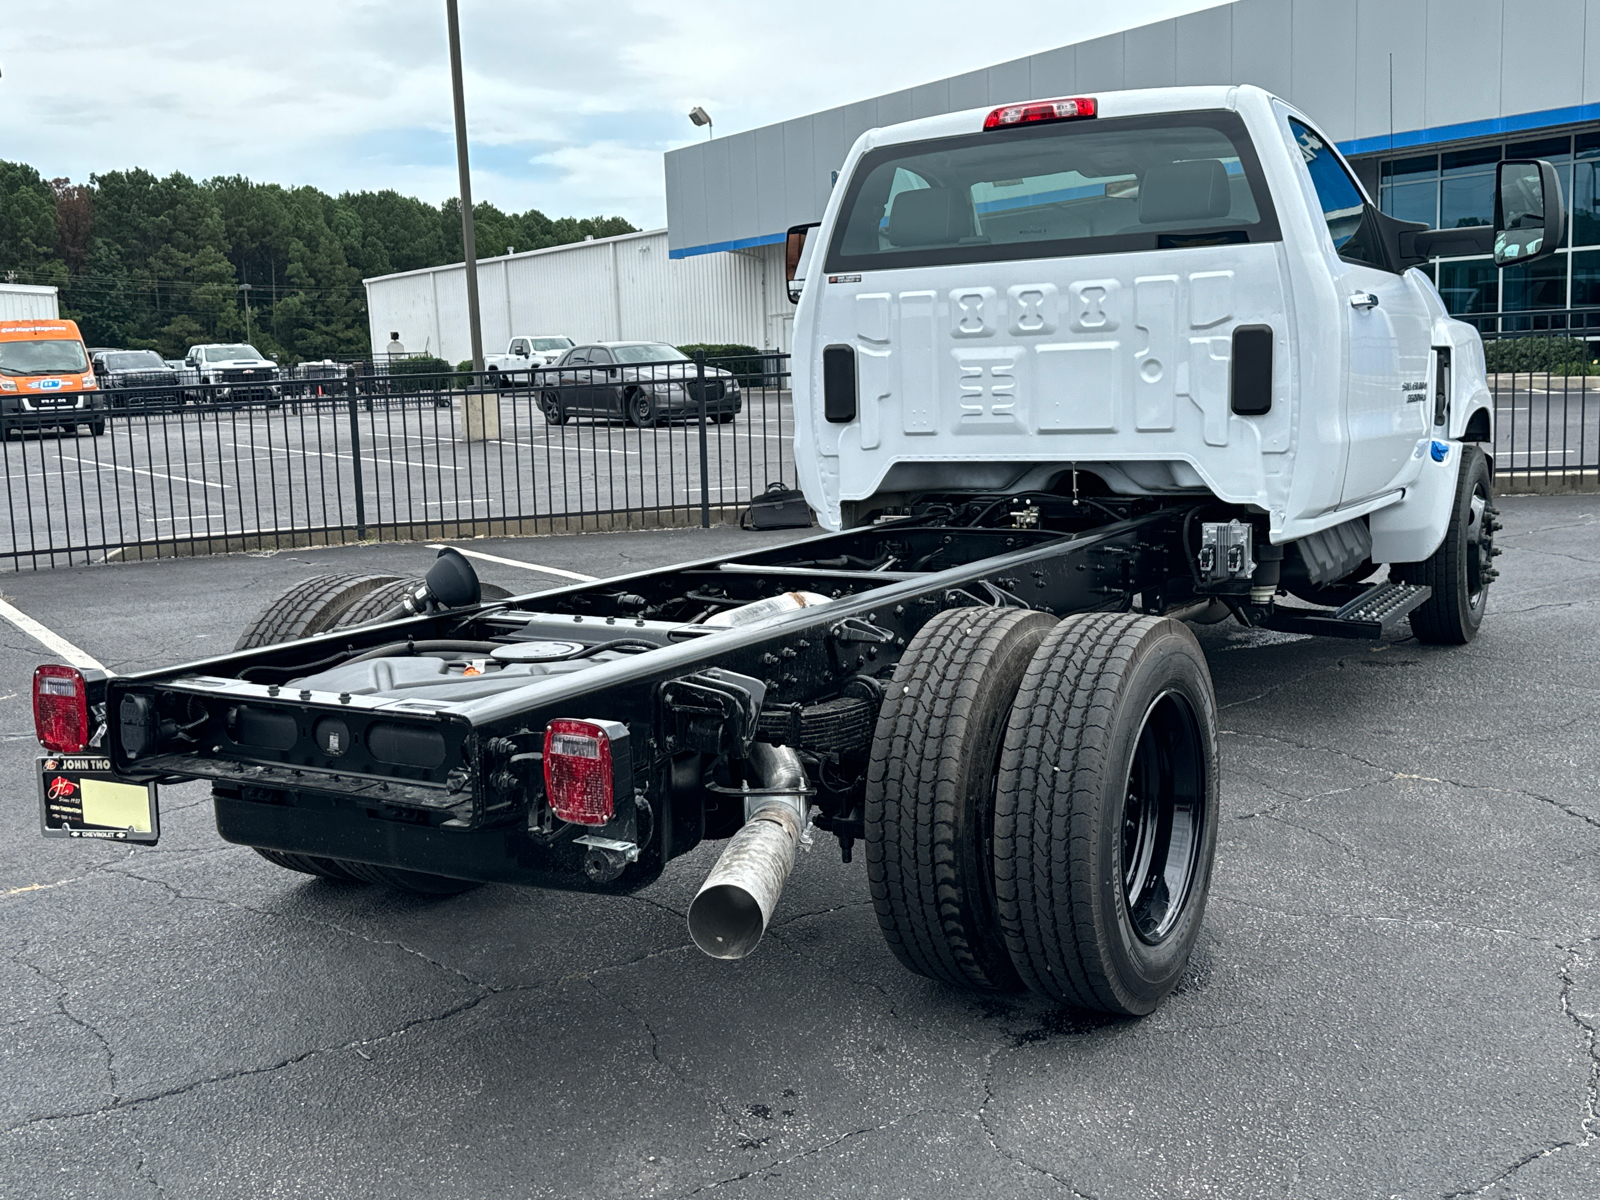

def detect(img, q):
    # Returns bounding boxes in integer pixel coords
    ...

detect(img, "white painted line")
[425,544,596,582]
[0,597,106,670]
[55,454,228,490]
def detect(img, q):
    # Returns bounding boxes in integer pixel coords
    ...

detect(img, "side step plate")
[1264,581,1432,640]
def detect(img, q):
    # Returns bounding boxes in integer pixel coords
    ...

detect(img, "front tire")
[1392,444,1496,644]
[866,607,1060,992]
[541,391,567,425]
[626,390,657,428]
[995,613,1219,1017]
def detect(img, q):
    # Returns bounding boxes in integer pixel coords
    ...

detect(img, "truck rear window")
[826,110,1279,272]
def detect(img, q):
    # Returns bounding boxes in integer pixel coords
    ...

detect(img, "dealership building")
[368,0,1600,358]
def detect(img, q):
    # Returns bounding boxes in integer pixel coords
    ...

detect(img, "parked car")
[0,318,107,436]
[486,334,575,375]
[91,349,182,409]
[540,342,742,427]
[183,343,281,403]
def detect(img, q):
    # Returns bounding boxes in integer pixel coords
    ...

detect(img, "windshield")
[827,111,1277,272]
[104,351,166,371]
[0,339,89,376]
[612,344,687,363]
[203,345,265,362]
[531,337,573,352]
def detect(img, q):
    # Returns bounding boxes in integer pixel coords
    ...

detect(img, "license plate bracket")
[38,754,159,844]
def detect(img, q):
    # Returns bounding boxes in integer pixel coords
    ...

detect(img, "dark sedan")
[538,342,742,427]
[91,350,183,409]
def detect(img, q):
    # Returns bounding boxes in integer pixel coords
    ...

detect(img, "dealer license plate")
[38,755,159,844]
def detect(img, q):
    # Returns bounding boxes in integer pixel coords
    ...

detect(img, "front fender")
[1370,438,1463,564]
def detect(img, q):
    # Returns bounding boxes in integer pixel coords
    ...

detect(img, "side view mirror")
[1495,159,1564,266]
[786,222,820,304]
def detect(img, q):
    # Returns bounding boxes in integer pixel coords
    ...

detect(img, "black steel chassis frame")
[98,506,1197,893]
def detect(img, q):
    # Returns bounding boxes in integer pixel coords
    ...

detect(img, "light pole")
[688,106,713,140]
[238,283,253,344]
[446,0,484,374]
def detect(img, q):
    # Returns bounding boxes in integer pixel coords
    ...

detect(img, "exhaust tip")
[688,884,768,959]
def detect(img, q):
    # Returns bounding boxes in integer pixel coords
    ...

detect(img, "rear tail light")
[543,718,629,826]
[34,665,89,753]
[984,96,1097,130]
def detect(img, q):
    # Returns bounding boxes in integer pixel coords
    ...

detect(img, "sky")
[0,0,1225,228]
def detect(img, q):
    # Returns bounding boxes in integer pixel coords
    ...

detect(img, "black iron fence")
[4,334,1598,571]
[0,353,795,570]
[1479,318,1600,489]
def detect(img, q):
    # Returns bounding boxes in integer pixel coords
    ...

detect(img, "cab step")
[1263,580,1432,640]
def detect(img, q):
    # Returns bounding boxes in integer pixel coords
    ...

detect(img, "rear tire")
[541,391,567,425]
[252,848,362,882]
[339,861,480,895]
[995,613,1219,1017]
[1391,444,1495,645]
[89,420,106,436]
[234,573,402,651]
[865,607,1060,992]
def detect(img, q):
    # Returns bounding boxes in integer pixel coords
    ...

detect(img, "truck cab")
[787,85,1554,572]
[487,334,576,375]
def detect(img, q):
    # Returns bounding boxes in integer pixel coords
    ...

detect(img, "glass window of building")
[1437,259,1499,319]
[1502,252,1568,328]
[1380,155,1439,226]
[1572,132,1600,246]
[1439,146,1499,229]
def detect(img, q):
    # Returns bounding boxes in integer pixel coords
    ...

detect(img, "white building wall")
[364,229,787,363]
[0,284,60,321]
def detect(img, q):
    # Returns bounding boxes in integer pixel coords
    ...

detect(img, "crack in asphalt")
[1222,729,1600,833]
[976,1045,1099,1200]
[1442,936,1599,1198]
[1211,893,1535,943]
[5,944,120,1107]
[671,1113,921,1199]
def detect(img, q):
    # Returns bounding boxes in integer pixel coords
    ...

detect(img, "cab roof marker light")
[983,96,1097,131]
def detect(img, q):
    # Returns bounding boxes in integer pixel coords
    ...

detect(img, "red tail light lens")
[34,665,89,753]
[543,719,615,826]
[983,96,1097,130]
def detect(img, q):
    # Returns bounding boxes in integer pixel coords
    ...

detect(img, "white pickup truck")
[485,334,575,374]
[788,84,1554,644]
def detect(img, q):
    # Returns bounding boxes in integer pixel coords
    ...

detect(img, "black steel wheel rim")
[631,393,653,424]
[1120,689,1206,945]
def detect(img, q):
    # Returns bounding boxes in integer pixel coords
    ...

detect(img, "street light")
[238,283,253,344]
[688,106,713,139]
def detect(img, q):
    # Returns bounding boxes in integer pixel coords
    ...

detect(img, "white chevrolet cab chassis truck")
[32,87,1558,1018]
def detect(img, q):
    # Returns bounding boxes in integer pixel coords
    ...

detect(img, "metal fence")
[4,334,1597,571]
[0,353,796,570]
[1480,316,1600,489]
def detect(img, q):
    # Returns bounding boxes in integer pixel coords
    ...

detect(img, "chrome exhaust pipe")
[687,743,808,960]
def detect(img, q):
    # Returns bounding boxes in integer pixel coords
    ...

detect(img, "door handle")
[1348,292,1380,310]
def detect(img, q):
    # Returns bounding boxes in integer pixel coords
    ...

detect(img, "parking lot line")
[425,544,597,582]
[0,596,105,670]
[54,455,228,490]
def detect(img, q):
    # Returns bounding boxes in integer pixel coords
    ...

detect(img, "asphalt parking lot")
[0,496,1596,1200]
[0,390,797,567]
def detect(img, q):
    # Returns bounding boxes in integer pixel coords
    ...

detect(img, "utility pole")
[446,0,484,373]
[239,282,253,344]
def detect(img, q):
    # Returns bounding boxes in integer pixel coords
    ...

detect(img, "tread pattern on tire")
[994,612,1216,1015]
[234,573,401,651]
[1392,444,1490,645]
[865,606,1059,991]
[338,860,480,895]
[252,848,362,881]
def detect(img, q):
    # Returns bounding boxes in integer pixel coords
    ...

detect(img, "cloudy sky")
[2,0,1221,227]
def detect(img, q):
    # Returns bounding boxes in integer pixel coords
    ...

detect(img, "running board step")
[1263,581,1433,640]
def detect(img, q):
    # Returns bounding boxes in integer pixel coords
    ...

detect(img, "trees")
[0,160,636,362]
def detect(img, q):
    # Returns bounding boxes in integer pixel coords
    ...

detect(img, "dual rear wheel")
[866,607,1218,1016]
